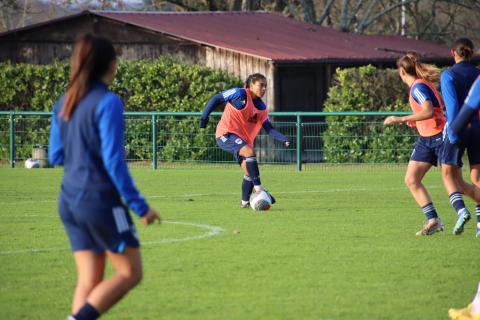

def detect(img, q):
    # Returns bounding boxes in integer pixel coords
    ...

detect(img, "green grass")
[0,166,478,320]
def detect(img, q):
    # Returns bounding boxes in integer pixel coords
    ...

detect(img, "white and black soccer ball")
[249,190,272,211]
[24,158,40,169]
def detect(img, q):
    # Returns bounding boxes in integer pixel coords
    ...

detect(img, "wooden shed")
[0,10,456,111]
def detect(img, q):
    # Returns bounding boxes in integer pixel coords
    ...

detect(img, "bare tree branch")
[317,0,335,25]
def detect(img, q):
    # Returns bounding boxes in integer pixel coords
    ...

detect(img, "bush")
[322,65,416,163]
[0,57,242,161]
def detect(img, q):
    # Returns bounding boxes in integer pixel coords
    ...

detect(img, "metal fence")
[0,111,413,171]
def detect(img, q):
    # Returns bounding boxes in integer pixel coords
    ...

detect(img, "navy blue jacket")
[49,82,148,216]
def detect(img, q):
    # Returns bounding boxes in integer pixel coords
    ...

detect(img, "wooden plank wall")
[205,47,275,110]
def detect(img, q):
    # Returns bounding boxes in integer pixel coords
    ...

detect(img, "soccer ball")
[24,158,40,169]
[249,190,272,211]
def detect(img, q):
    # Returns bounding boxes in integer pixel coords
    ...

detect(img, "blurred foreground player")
[49,34,160,319]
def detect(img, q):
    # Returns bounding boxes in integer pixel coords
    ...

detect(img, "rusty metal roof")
[95,11,451,63]
[1,10,452,63]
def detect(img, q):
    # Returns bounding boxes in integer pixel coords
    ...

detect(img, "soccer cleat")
[264,190,276,204]
[448,304,480,320]
[240,201,250,209]
[476,225,480,238]
[415,218,445,236]
[453,208,471,235]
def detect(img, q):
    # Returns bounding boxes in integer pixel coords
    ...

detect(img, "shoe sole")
[453,213,471,235]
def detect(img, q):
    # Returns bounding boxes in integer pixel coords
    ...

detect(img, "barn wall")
[0,15,205,64]
[204,47,275,110]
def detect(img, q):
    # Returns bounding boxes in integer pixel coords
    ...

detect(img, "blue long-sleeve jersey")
[440,61,480,142]
[49,82,149,217]
[451,76,480,135]
[201,88,289,142]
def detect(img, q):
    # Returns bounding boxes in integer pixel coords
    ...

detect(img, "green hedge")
[0,57,242,162]
[322,65,416,163]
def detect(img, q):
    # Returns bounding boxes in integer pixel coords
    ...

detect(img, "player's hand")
[200,117,209,128]
[284,141,291,148]
[140,208,161,226]
[383,116,400,125]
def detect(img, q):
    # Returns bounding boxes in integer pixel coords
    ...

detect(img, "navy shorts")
[410,132,443,166]
[441,124,480,167]
[59,188,139,254]
[216,133,248,164]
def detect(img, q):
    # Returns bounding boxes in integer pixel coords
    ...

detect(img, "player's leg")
[239,161,254,208]
[404,160,443,235]
[216,134,255,207]
[239,145,262,191]
[239,145,275,204]
[72,251,106,314]
[466,126,480,237]
[441,138,471,235]
[83,247,143,315]
[471,165,480,237]
[407,136,444,235]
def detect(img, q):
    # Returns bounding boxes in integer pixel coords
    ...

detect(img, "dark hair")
[60,33,117,121]
[245,73,267,88]
[397,51,440,84]
[452,38,474,60]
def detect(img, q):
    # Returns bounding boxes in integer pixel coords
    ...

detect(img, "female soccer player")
[451,75,480,237]
[383,52,446,235]
[440,38,480,235]
[200,73,290,208]
[49,34,160,320]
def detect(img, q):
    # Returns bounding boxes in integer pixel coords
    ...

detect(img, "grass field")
[0,166,478,320]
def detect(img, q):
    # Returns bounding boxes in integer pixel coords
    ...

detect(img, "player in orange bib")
[384,52,446,235]
[200,73,290,208]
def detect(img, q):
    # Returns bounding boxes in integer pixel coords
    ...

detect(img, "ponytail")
[397,51,440,84]
[60,34,117,121]
[452,38,474,61]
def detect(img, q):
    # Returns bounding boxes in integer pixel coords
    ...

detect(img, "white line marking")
[0,185,443,205]
[0,220,224,255]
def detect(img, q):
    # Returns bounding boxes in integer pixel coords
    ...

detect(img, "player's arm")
[200,93,224,128]
[262,118,290,147]
[440,71,460,142]
[48,102,64,165]
[96,93,157,222]
[200,88,246,128]
[451,77,480,135]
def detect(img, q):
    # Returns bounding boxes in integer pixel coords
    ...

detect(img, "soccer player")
[449,281,480,320]
[48,34,161,320]
[383,52,446,235]
[440,38,480,235]
[451,75,480,237]
[200,73,290,208]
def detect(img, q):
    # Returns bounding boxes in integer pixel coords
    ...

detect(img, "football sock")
[242,175,254,202]
[74,303,100,320]
[449,192,466,216]
[471,282,480,314]
[245,157,262,189]
[476,205,480,223]
[421,203,438,220]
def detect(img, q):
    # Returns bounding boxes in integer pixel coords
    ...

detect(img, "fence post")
[9,112,15,168]
[151,114,157,170]
[296,114,302,171]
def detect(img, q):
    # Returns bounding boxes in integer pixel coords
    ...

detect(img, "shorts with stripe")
[216,132,247,164]
[58,188,139,254]
[410,132,443,166]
